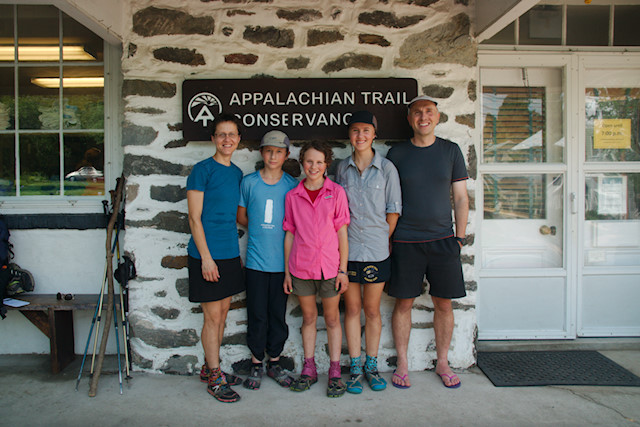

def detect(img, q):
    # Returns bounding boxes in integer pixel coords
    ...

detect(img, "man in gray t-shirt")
[386,95,469,390]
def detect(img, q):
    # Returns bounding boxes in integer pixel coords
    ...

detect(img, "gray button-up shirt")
[335,150,402,262]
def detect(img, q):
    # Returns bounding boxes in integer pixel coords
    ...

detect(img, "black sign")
[182,78,417,141]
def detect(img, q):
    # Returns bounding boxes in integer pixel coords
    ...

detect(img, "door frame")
[478,51,640,340]
[477,52,578,340]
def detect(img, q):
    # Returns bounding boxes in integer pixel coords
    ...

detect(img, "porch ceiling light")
[31,77,104,88]
[0,45,95,61]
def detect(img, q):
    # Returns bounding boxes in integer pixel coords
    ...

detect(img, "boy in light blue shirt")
[237,130,298,390]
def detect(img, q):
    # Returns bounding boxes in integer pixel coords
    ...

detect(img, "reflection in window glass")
[567,6,609,46]
[483,87,546,162]
[19,133,60,195]
[18,67,60,130]
[0,68,14,130]
[63,133,104,196]
[484,174,563,220]
[585,88,640,162]
[0,134,15,196]
[584,173,640,267]
[63,66,104,130]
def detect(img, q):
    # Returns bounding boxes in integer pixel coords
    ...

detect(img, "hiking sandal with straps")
[243,365,263,390]
[289,374,318,392]
[327,377,347,398]
[267,364,293,388]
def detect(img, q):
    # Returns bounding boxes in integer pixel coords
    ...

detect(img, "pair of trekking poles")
[76,175,133,396]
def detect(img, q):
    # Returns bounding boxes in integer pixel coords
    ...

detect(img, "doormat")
[477,350,640,387]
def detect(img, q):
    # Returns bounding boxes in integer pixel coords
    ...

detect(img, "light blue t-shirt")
[239,170,298,272]
[186,157,243,260]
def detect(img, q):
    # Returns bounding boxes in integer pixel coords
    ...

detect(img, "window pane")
[0,67,14,130]
[17,5,59,62]
[484,174,559,220]
[482,173,564,269]
[19,133,60,195]
[584,173,640,267]
[519,5,562,46]
[482,80,563,163]
[482,22,515,45]
[614,6,640,46]
[585,87,640,162]
[63,133,104,196]
[0,5,14,62]
[0,134,15,196]
[62,12,103,62]
[567,6,609,46]
[18,66,59,130]
[63,66,104,129]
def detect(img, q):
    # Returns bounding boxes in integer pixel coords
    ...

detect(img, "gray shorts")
[291,275,339,298]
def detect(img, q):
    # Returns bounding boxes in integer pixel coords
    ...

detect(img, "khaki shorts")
[291,275,339,298]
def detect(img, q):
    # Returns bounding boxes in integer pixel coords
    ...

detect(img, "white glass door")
[579,57,640,336]
[478,61,572,339]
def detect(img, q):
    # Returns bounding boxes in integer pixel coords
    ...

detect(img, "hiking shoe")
[207,380,241,403]
[267,364,293,388]
[327,377,346,398]
[243,365,263,390]
[290,374,317,392]
[346,373,363,394]
[6,264,34,295]
[364,370,387,391]
[224,371,243,386]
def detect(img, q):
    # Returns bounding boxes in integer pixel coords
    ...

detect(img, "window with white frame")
[0,4,108,200]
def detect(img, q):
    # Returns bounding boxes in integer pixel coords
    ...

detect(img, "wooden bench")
[7,294,119,374]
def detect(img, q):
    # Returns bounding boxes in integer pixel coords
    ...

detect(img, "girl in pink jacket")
[283,140,350,398]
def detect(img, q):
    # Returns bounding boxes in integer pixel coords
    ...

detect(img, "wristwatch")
[454,236,465,246]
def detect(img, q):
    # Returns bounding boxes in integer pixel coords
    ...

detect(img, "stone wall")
[121,0,478,375]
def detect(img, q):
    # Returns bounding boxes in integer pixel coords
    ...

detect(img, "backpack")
[0,218,34,319]
[1,217,12,319]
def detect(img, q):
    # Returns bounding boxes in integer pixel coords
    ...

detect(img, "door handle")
[540,225,557,236]
[570,192,577,214]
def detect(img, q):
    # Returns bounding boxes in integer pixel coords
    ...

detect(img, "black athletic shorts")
[387,238,465,299]
[347,257,391,284]
[188,256,245,302]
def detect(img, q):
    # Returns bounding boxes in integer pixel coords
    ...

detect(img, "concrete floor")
[1,349,639,427]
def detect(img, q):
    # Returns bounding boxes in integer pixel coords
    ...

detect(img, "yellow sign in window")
[594,119,631,149]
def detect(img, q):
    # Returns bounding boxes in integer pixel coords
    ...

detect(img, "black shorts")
[347,257,391,284]
[188,256,245,302]
[387,238,465,299]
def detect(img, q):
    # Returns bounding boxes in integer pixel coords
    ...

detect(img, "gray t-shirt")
[386,138,468,242]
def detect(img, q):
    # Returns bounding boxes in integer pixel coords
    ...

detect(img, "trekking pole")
[112,286,123,395]
[89,174,125,397]
[75,261,108,390]
[115,242,132,380]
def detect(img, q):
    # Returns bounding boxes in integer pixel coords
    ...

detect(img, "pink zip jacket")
[283,178,350,280]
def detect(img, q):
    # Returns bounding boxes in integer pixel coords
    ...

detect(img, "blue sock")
[365,355,378,373]
[350,356,362,375]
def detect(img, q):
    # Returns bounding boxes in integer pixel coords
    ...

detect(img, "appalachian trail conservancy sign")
[182,78,418,142]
